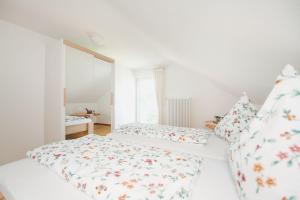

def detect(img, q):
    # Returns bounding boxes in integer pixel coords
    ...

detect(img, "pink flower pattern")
[27,135,202,200]
[114,123,210,145]
[214,93,257,143]
[228,65,300,199]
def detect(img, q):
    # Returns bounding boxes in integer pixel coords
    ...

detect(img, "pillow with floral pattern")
[238,64,299,145]
[214,93,257,143]
[228,64,300,200]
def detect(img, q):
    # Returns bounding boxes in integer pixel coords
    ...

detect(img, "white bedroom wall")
[44,40,65,144]
[66,103,97,115]
[163,64,239,128]
[95,91,112,124]
[114,64,136,128]
[0,20,55,165]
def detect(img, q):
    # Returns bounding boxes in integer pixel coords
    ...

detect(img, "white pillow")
[214,93,257,143]
[239,64,298,144]
[228,64,300,199]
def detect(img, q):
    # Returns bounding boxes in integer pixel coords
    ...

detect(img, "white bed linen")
[0,134,238,200]
[65,116,92,126]
[110,133,228,161]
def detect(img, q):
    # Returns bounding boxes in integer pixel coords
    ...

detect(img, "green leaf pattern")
[27,135,202,200]
[228,65,300,200]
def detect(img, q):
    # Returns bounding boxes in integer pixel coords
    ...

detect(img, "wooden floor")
[0,192,5,200]
[94,124,111,135]
[66,124,111,139]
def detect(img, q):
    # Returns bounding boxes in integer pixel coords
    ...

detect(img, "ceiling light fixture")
[87,32,105,47]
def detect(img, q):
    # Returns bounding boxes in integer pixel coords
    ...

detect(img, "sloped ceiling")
[65,46,112,103]
[0,0,167,67]
[0,0,300,103]
[109,0,300,103]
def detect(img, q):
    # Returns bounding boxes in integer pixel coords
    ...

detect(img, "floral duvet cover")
[27,135,202,200]
[114,123,210,145]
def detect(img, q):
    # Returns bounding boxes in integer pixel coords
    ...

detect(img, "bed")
[0,127,238,200]
[65,115,93,135]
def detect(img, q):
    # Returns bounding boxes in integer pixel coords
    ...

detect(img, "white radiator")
[167,98,191,127]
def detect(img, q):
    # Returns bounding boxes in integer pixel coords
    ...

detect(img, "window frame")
[134,71,158,124]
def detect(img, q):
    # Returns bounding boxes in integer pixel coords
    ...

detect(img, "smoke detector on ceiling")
[87,32,105,47]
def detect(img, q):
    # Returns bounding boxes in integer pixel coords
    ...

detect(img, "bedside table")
[204,120,217,131]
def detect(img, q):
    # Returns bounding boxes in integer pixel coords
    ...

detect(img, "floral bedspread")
[27,135,202,200]
[114,123,210,145]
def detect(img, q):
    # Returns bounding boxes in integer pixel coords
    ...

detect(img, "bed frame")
[65,121,94,138]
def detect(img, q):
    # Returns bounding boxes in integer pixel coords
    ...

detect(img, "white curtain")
[153,68,165,124]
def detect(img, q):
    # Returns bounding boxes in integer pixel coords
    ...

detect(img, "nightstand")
[204,120,217,131]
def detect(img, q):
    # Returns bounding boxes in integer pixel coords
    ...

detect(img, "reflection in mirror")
[65,45,113,139]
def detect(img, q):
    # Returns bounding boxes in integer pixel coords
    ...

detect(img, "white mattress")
[0,134,238,200]
[65,116,92,126]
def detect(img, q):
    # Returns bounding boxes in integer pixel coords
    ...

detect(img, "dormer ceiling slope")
[0,0,299,103]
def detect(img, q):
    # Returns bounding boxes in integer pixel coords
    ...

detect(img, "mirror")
[64,45,113,139]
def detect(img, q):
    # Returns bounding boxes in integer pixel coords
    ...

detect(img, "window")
[136,76,158,124]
